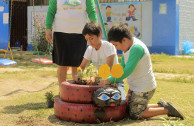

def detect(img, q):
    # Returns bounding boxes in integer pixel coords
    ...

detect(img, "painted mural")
[101,2,142,38]
[27,6,48,45]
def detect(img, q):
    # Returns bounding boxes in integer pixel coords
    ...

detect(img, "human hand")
[46,29,52,43]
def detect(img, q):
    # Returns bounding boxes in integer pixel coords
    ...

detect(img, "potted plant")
[76,63,99,85]
[45,91,54,108]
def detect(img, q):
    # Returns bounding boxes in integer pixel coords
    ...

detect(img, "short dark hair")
[129,4,134,8]
[106,6,111,9]
[124,23,128,27]
[108,24,132,43]
[82,21,102,37]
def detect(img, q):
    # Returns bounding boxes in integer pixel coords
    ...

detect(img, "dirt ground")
[0,53,193,99]
[0,67,193,99]
[0,54,193,125]
[0,66,76,99]
[0,68,55,99]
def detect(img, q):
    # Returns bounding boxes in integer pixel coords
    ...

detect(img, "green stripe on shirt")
[46,0,98,29]
[46,0,57,29]
[86,0,98,22]
[108,44,145,84]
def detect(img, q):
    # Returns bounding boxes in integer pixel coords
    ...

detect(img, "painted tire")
[54,97,127,123]
[60,80,112,103]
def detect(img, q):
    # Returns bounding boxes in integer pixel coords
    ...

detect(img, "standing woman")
[46,0,98,86]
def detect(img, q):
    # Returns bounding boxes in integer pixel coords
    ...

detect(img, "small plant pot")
[47,100,54,108]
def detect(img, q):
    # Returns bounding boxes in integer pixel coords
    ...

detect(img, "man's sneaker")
[157,99,168,107]
[166,102,185,120]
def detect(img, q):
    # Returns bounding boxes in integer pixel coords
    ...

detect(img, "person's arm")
[99,54,125,85]
[46,0,57,30]
[46,0,57,42]
[120,54,125,68]
[106,54,115,69]
[80,58,89,71]
[108,45,145,84]
[82,47,92,71]
[86,0,98,22]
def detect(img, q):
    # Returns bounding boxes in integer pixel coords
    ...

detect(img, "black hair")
[82,21,102,37]
[104,23,108,25]
[108,24,132,43]
[124,23,128,27]
[129,4,135,8]
[106,6,111,9]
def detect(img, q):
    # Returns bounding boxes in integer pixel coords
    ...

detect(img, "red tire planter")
[54,98,127,123]
[60,80,111,103]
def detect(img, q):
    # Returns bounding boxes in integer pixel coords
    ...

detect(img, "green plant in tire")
[76,67,85,84]
[45,91,54,108]
[76,63,99,85]
[85,63,99,85]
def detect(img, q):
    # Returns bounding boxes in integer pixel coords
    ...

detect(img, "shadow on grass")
[47,114,165,126]
[2,102,46,114]
[48,115,79,126]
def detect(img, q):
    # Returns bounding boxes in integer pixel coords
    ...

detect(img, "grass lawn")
[0,53,193,126]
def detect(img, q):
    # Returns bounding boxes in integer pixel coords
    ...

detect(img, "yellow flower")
[111,64,124,78]
[77,67,82,71]
[98,64,110,79]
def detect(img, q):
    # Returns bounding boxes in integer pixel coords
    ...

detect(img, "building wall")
[98,0,153,47]
[141,1,152,47]
[28,0,49,6]
[0,0,9,50]
[27,6,48,50]
[179,0,194,50]
[27,0,153,51]
[152,0,179,55]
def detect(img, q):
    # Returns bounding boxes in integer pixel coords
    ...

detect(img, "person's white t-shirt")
[54,0,88,33]
[84,40,119,69]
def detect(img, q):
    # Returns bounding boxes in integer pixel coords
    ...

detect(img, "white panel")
[27,2,153,47]
[141,1,152,47]
[179,0,194,50]
[27,6,48,44]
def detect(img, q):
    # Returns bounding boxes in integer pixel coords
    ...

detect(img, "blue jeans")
[107,17,111,22]
[117,82,126,101]
[126,16,137,21]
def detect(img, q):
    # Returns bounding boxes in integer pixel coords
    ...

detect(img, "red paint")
[110,103,115,107]
[54,98,127,123]
[60,81,112,103]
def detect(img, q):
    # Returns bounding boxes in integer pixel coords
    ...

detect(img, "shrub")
[31,20,52,54]
[45,91,54,108]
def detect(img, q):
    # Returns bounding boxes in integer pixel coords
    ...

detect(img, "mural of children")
[126,4,137,21]
[129,26,141,38]
[104,23,109,33]
[106,6,112,22]
[133,26,141,38]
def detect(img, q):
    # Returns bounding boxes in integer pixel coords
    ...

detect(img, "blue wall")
[150,0,179,55]
[0,0,9,50]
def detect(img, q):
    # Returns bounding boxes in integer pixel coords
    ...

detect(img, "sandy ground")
[0,67,72,99]
[0,67,193,99]
[0,68,52,98]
